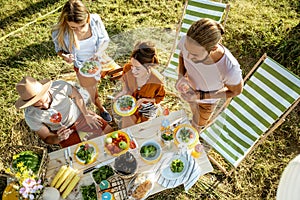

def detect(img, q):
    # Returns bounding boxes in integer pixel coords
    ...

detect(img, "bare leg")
[76,72,104,111]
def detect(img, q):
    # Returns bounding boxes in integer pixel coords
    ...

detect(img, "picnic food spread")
[104,131,130,156]
[42,110,212,199]
[75,142,98,165]
[113,95,137,116]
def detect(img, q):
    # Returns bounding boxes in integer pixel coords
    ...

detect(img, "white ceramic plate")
[113,95,137,117]
[79,60,101,77]
[174,124,198,147]
[161,155,188,180]
[74,141,98,165]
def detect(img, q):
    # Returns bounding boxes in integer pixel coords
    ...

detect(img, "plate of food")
[74,141,99,165]
[127,173,154,200]
[79,60,101,77]
[139,140,162,164]
[174,124,199,148]
[161,155,188,180]
[104,131,130,156]
[113,95,137,117]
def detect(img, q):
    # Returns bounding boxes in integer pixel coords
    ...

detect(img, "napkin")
[156,151,202,191]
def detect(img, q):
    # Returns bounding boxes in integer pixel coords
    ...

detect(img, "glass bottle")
[160,108,174,146]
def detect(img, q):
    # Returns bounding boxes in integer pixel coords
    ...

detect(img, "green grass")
[0,0,299,199]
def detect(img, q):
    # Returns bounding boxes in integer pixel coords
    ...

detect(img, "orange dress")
[122,63,165,122]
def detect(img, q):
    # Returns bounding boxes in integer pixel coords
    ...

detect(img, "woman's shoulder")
[123,63,132,73]
[90,13,103,23]
[149,69,164,85]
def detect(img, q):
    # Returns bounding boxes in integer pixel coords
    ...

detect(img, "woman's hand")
[57,125,74,142]
[180,90,199,102]
[84,114,103,129]
[136,98,146,107]
[113,92,126,102]
[61,53,74,64]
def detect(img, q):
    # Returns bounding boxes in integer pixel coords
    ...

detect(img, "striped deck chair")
[162,0,230,79]
[200,54,300,175]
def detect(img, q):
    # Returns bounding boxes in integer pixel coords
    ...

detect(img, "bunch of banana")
[50,165,80,199]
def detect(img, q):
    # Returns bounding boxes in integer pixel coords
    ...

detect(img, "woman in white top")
[177,18,243,129]
[52,0,112,122]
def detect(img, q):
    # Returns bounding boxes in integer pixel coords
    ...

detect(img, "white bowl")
[139,140,162,164]
[42,187,60,200]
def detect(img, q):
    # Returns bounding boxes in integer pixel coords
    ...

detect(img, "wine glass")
[48,108,63,126]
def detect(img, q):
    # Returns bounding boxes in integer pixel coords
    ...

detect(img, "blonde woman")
[52,0,112,122]
[176,18,243,129]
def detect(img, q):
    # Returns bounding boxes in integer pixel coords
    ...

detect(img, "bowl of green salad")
[139,140,162,164]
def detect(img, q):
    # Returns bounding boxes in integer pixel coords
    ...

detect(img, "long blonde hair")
[52,0,90,51]
[187,18,224,52]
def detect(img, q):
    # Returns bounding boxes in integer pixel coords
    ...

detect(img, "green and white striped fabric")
[163,0,228,79]
[200,57,300,167]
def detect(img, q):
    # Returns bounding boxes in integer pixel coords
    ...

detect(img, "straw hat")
[15,76,52,109]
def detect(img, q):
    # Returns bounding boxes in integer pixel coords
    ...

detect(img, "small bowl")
[42,187,60,200]
[139,140,162,164]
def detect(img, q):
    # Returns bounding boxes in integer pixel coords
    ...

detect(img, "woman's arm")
[178,52,187,79]
[93,14,110,53]
[69,86,103,128]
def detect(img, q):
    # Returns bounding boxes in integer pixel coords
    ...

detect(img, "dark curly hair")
[131,41,159,67]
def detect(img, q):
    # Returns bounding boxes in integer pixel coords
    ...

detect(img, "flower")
[5,162,44,200]
[19,177,43,200]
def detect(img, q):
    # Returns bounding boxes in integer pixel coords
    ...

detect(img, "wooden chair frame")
[164,0,230,80]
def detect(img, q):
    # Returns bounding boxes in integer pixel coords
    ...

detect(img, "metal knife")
[83,158,116,174]
[64,149,69,165]
[170,117,185,128]
[67,147,73,167]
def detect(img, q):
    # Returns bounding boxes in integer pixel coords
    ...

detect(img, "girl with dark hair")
[114,41,166,128]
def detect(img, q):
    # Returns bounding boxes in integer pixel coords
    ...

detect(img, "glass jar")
[191,143,203,158]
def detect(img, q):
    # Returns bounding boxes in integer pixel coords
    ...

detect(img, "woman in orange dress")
[114,41,165,128]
